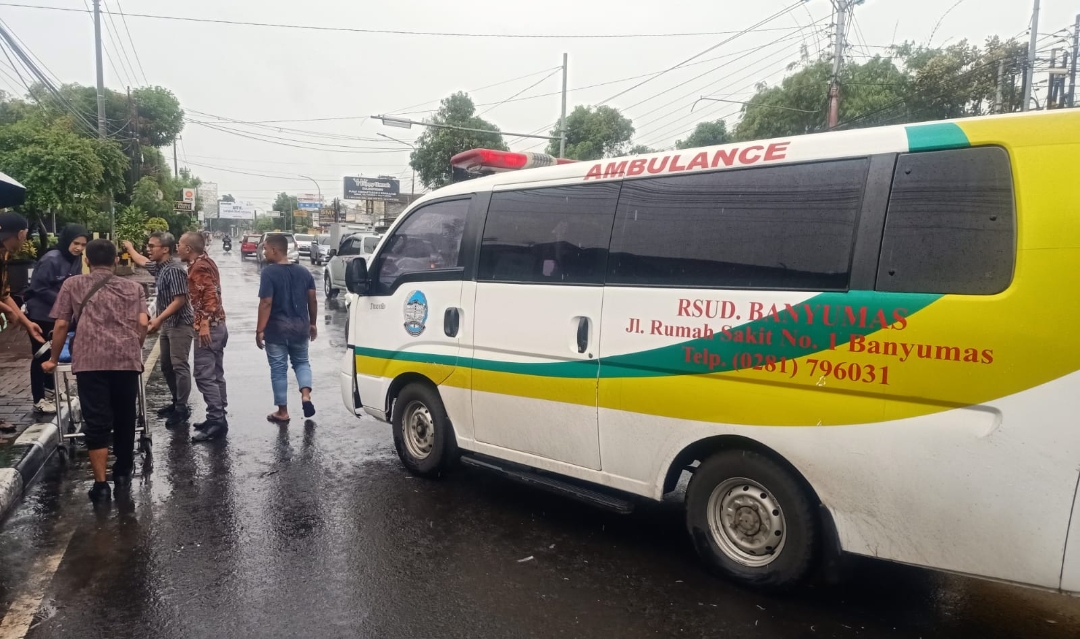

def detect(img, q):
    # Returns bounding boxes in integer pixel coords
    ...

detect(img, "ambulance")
[339,109,1080,592]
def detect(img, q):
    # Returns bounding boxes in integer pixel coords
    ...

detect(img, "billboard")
[218,203,257,220]
[297,192,321,210]
[344,176,399,201]
[182,187,197,203]
[201,183,219,218]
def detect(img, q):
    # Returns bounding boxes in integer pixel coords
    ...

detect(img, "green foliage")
[410,92,507,189]
[675,120,732,149]
[115,205,148,245]
[254,216,279,232]
[0,115,126,222]
[730,36,1027,141]
[627,144,656,155]
[546,105,634,160]
[145,217,169,233]
[131,86,185,147]
[221,193,235,203]
[272,192,298,213]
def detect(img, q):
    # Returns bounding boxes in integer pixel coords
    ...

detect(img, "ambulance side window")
[375,198,470,295]
[607,158,868,290]
[478,183,620,285]
[876,147,1015,295]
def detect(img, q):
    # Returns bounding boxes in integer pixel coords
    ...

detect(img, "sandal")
[266,413,290,425]
[302,401,315,418]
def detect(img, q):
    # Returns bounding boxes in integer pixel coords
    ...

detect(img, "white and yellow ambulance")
[339,109,1080,592]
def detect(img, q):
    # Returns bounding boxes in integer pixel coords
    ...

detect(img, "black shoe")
[155,404,177,418]
[88,481,112,502]
[191,420,227,442]
[165,407,191,428]
[193,417,227,432]
[111,473,132,490]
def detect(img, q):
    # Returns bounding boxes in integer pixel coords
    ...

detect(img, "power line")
[81,0,132,87]
[112,0,148,85]
[187,120,412,154]
[0,3,809,39]
[100,0,139,86]
[477,68,562,117]
[597,1,809,106]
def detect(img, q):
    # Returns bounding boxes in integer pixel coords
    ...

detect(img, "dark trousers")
[76,370,140,476]
[159,324,195,407]
[193,324,228,422]
[28,319,56,402]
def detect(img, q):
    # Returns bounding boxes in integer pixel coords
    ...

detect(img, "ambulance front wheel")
[392,383,457,478]
[686,448,818,591]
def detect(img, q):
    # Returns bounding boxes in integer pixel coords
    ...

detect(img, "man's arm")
[307,289,318,341]
[40,318,70,373]
[189,263,217,346]
[122,241,151,268]
[137,312,149,345]
[256,297,272,350]
[0,295,43,342]
[149,294,187,333]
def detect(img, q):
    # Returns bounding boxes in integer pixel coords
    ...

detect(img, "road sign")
[174,201,194,212]
[182,188,196,203]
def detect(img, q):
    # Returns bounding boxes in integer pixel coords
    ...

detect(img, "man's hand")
[255,330,265,350]
[121,240,135,255]
[198,324,211,348]
[309,324,318,342]
[25,321,43,343]
[41,360,57,375]
[148,317,162,334]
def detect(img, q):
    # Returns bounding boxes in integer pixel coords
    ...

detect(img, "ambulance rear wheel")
[686,449,817,591]
[392,383,456,478]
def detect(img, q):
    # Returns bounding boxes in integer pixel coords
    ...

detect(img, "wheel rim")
[324,276,331,296]
[706,477,787,567]
[401,400,434,460]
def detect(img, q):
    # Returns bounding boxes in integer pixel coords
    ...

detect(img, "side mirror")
[327,248,338,258]
[345,257,369,295]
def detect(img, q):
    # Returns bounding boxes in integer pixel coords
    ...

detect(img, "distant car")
[309,234,332,265]
[294,233,315,257]
[240,234,262,259]
[256,232,299,264]
[323,232,379,298]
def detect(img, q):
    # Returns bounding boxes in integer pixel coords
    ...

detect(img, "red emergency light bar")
[450,149,576,174]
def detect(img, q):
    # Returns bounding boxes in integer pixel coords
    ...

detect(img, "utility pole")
[827,0,849,128]
[132,91,141,184]
[995,60,1006,113]
[173,137,179,177]
[93,0,106,138]
[559,52,568,158]
[1023,0,1040,112]
[1069,13,1079,108]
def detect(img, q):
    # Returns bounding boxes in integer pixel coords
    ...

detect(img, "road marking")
[0,518,77,638]
[0,340,161,638]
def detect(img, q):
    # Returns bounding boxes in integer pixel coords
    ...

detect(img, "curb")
[0,401,73,524]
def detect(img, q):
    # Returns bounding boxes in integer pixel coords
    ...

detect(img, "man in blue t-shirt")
[256,234,318,424]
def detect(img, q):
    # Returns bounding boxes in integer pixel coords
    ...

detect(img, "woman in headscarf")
[25,224,88,414]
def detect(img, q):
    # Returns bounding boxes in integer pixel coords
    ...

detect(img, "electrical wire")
[186,120,412,154]
[0,3,807,39]
[597,0,809,106]
[101,0,140,86]
[477,68,562,117]
[112,0,148,85]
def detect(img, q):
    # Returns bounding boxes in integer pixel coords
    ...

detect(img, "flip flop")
[302,401,315,418]
[266,414,290,425]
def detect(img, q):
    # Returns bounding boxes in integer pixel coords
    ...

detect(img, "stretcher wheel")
[139,436,152,456]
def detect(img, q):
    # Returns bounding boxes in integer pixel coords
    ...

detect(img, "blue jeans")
[265,339,312,407]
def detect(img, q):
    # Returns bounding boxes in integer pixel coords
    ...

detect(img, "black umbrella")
[0,171,26,209]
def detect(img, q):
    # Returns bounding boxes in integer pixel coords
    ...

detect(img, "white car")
[256,232,300,264]
[309,234,333,265]
[323,232,379,298]
[294,233,315,257]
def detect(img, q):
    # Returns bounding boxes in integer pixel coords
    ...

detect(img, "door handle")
[444,307,460,337]
[576,317,590,354]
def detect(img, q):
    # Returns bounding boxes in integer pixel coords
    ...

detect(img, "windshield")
[317,235,331,245]
[295,234,314,242]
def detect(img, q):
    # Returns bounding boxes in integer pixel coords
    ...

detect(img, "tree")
[272,192,298,214]
[547,105,634,160]
[51,84,184,147]
[131,86,185,147]
[410,92,507,190]
[254,216,279,233]
[675,120,732,149]
[221,194,235,203]
[628,144,657,155]
[0,115,126,227]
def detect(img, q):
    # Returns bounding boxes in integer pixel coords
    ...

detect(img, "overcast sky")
[0,0,1069,208]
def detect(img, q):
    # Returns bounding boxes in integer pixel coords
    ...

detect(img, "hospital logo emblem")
[403,290,428,337]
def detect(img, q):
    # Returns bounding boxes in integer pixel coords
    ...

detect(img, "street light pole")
[377,132,416,196]
[300,174,338,246]
[372,115,561,141]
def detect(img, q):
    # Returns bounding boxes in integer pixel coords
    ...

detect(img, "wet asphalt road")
[2,246,1080,639]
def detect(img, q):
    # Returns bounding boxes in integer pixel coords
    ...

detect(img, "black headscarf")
[56,224,89,262]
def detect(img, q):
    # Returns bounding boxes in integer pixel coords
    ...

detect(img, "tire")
[686,449,817,591]
[324,274,338,299]
[391,383,457,477]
